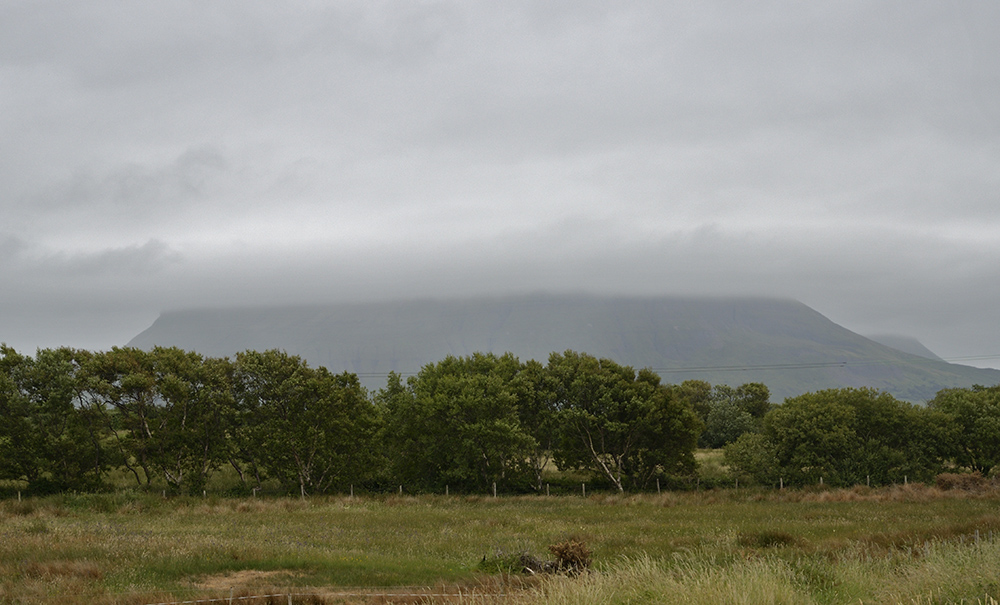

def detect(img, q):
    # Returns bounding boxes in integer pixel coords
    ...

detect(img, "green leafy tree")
[383,353,535,492]
[0,345,36,484]
[724,432,779,486]
[549,351,700,493]
[929,385,1000,476]
[232,350,378,496]
[147,347,232,494]
[676,379,713,426]
[765,387,944,486]
[79,347,162,487]
[511,359,560,491]
[764,390,857,486]
[0,346,109,492]
[699,383,771,449]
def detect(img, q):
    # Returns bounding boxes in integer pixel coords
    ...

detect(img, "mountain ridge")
[127,294,1000,402]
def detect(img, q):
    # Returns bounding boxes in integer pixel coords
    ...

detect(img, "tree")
[80,347,160,487]
[764,390,857,486]
[147,347,231,494]
[699,383,771,449]
[929,385,1000,476]
[724,432,779,486]
[764,387,943,486]
[382,353,535,492]
[510,359,560,491]
[675,380,713,425]
[549,351,700,493]
[232,350,378,496]
[0,346,109,492]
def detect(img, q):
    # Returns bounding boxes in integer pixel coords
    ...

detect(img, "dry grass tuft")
[737,530,801,549]
[547,539,592,574]
[20,559,103,580]
[936,472,995,492]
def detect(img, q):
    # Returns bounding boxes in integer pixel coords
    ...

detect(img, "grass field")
[2,482,1000,604]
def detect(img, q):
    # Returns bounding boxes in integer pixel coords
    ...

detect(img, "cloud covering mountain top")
[2,2,999,369]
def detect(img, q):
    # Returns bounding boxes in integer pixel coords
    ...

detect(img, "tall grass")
[1,485,999,604]
[518,538,1000,604]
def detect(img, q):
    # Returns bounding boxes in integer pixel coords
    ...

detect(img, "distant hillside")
[128,295,1000,402]
[865,334,944,361]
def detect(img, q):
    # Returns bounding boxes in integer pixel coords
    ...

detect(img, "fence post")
[735,477,738,489]
[350,484,353,498]
[582,483,586,497]
[493,482,497,498]
[656,478,660,494]
[445,485,448,497]
[779,478,783,490]
[546,483,550,497]
[399,485,403,496]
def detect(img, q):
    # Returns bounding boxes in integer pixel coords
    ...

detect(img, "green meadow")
[2,483,1000,604]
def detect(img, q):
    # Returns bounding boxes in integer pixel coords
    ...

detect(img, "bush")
[548,538,592,574]
[935,472,989,492]
[737,530,800,548]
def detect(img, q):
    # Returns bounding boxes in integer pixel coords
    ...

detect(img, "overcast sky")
[2,1,999,369]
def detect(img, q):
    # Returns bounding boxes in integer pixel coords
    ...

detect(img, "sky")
[2,1,999,369]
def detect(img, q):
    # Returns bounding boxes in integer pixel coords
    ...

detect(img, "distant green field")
[2,483,1000,604]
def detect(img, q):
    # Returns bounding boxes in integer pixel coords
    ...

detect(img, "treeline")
[1,344,997,496]
[723,384,1000,487]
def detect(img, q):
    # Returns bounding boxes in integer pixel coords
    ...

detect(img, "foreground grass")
[1,485,999,604]
[520,540,1000,605]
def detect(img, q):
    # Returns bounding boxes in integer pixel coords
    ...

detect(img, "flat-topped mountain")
[127,295,1000,402]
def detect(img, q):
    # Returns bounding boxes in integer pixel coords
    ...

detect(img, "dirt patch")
[195,569,303,591]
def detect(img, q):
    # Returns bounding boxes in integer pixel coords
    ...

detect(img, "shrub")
[548,538,592,574]
[737,530,800,549]
[935,472,988,492]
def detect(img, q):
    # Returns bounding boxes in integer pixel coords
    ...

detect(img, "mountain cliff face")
[127,295,1000,402]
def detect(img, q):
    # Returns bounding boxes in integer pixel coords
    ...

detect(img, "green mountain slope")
[127,295,1000,402]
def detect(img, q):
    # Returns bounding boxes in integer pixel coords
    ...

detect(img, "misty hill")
[127,295,1000,402]
[865,334,944,361]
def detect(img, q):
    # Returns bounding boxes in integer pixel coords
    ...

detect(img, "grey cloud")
[43,239,182,277]
[3,239,182,287]
[0,234,27,261]
[1,1,999,369]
